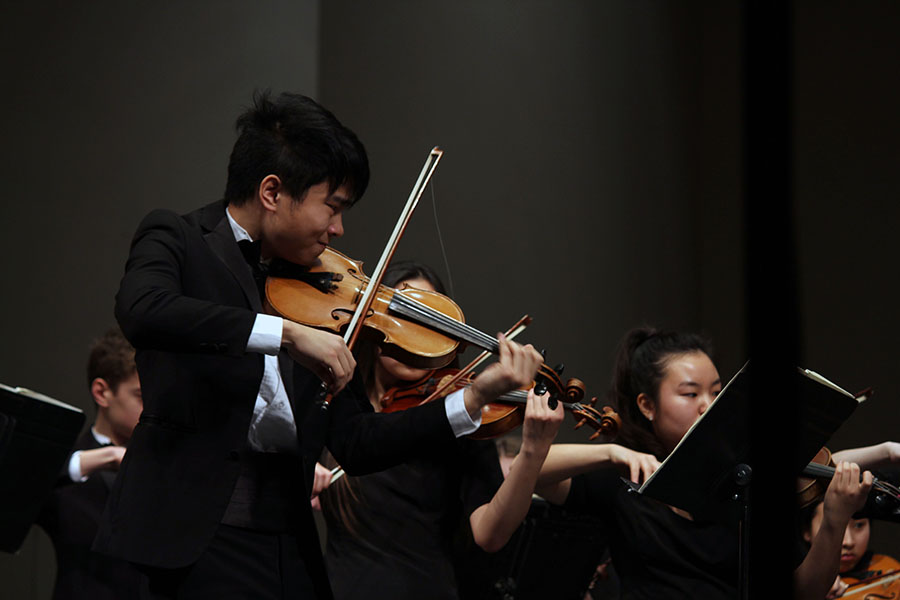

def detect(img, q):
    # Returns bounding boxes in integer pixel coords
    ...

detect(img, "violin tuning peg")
[553,363,565,376]
[534,381,547,396]
[539,348,547,359]
[589,431,601,441]
[589,396,598,407]
[574,418,585,430]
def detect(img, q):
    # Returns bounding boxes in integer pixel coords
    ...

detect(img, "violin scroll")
[569,392,620,440]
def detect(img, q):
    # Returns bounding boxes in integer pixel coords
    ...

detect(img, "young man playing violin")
[94,91,545,600]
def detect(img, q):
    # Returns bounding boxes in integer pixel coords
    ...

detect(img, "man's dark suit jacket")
[93,200,456,596]
[37,429,143,600]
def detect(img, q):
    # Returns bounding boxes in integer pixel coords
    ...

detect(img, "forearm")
[536,444,619,488]
[793,519,843,600]
[469,445,547,553]
[833,442,899,470]
[76,447,126,479]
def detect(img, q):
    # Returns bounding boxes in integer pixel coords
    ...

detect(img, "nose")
[842,525,854,548]
[329,213,344,238]
[698,394,713,415]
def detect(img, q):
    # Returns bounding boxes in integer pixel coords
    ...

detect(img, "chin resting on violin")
[318,261,565,600]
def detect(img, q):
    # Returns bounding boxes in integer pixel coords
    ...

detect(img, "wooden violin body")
[797,447,834,508]
[841,554,900,599]
[266,247,466,369]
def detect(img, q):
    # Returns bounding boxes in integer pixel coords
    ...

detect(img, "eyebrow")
[678,379,722,388]
[331,195,354,210]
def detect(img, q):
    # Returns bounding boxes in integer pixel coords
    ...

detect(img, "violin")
[799,447,900,509]
[266,246,500,370]
[378,367,621,440]
[840,554,900,599]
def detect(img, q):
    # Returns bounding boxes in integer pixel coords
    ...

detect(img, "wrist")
[281,320,298,348]
[518,439,551,463]
[464,386,489,415]
[596,444,615,466]
[818,512,844,538]
[885,441,900,463]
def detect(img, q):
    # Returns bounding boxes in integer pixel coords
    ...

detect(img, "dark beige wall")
[318,0,900,562]
[318,1,717,401]
[791,2,900,555]
[0,2,319,597]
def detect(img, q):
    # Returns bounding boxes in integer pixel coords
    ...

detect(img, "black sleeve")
[323,374,457,476]
[115,209,255,356]
[458,438,504,516]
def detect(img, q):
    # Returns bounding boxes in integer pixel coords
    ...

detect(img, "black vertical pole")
[742,1,800,599]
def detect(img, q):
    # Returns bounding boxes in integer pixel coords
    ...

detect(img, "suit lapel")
[200,202,262,312]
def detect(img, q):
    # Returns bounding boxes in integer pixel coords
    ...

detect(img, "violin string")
[430,181,456,299]
[390,293,498,351]
[403,300,495,349]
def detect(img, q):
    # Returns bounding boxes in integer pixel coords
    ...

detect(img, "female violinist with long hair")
[319,261,565,600]
[536,327,874,600]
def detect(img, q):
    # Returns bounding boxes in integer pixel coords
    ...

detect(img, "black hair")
[224,90,369,206]
[610,327,713,460]
[86,328,136,393]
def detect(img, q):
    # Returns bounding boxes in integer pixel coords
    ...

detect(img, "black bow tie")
[238,239,262,266]
[238,239,268,298]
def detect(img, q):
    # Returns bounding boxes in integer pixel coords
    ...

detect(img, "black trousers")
[138,524,320,600]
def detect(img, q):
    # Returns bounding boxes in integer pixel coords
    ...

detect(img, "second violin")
[379,366,621,441]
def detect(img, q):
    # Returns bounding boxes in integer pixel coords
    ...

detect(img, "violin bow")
[320,147,443,405]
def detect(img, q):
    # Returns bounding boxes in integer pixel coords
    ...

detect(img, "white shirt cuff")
[444,388,482,437]
[247,314,283,355]
[68,451,87,482]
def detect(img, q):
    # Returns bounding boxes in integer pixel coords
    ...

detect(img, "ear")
[91,378,112,409]
[636,392,656,422]
[802,528,812,544]
[257,174,283,212]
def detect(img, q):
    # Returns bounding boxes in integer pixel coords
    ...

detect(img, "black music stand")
[0,383,84,553]
[634,362,863,599]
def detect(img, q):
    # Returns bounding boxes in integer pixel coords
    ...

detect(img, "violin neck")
[802,463,835,479]
[802,462,900,501]
[488,388,578,411]
[388,294,500,353]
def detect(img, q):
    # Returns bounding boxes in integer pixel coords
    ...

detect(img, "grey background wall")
[2,1,898,596]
